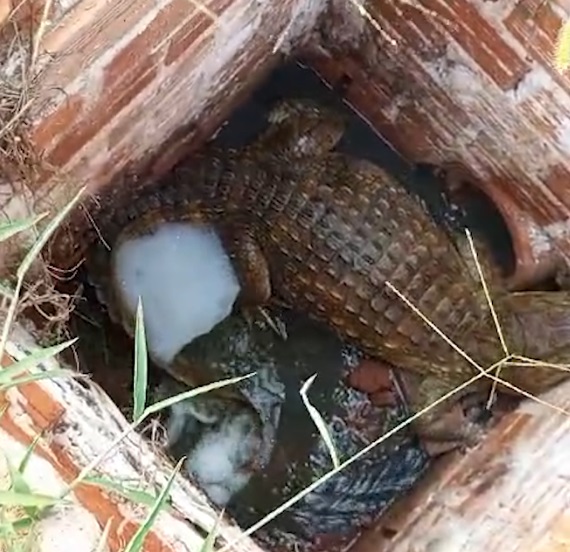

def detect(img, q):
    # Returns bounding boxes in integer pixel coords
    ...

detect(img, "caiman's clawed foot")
[399,373,491,458]
[218,221,272,306]
[415,403,486,458]
[241,305,288,341]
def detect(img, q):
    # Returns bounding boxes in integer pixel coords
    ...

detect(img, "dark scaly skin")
[81,101,497,367]
[67,99,570,447]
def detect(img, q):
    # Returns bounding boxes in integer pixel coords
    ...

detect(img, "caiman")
[56,98,570,447]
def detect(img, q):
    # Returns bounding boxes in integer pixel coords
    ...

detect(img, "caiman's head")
[262,98,348,158]
[161,312,286,473]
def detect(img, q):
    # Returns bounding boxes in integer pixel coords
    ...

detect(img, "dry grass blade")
[345,0,395,45]
[385,280,486,374]
[554,19,570,73]
[30,0,54,69]
[94,519,112,552]
[464,228,509,356]
[387,239,570,412]
[221,223,570,548]
[509,355,570,371]
[463,228,508,405]
[300,374,340,469]
[0,187,85,362]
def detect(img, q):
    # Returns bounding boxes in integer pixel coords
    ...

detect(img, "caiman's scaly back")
[61,98,570,450]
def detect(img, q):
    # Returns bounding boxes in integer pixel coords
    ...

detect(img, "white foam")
[112,222,241,365]
[185,412,259,506]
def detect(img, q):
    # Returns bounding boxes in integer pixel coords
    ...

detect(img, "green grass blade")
[0,214,47,244]
[0,278,23,363]
[6,453,40,518]
[300,374,340,469]
[143,373,256,417]
[84,476,162,508]
[0,490,58,508]
[132,298,148,422]
[18,432,43,476]
[1,369,79,391]
[123,458,184,552]
[8,516,35,531]
[0,338,77,386]
[199,510,223,552]
[5,455,31,496]
[16,186,85,280]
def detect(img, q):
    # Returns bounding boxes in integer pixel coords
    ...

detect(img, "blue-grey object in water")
[170,309,430,552]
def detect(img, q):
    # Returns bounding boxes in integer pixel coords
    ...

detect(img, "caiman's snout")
[266,97,348,157]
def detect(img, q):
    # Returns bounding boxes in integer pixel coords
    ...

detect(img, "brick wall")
[314,0,570,289]
[0,0,325,231]
[6,0,570,287]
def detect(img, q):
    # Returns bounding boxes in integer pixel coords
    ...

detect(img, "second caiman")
[55,98,570,445]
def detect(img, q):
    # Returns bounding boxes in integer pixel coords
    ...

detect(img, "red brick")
[91,144,135,190]
[371,0,447,59]
[207,0,234,16]
[46,64,158,168]
[504,1,568,91]
[164,11,213,66]
[534,0,563,43]
[6,0,51,32]
[31,94,85,150]
[103,0,195,89]
[544,164,570,210]
[424,0,530,90]
[41,0,157,88]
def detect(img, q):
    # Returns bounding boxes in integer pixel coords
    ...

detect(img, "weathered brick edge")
[0,353,173,552]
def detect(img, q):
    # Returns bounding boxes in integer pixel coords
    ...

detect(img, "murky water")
[161,310,430,552]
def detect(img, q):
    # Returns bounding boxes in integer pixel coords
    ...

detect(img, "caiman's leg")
[400,372,488,457]
[217,222,287,340]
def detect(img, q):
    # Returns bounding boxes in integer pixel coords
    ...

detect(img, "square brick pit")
[3,0,570,551]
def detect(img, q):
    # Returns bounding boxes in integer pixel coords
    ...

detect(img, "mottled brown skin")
[75,99,570,448]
